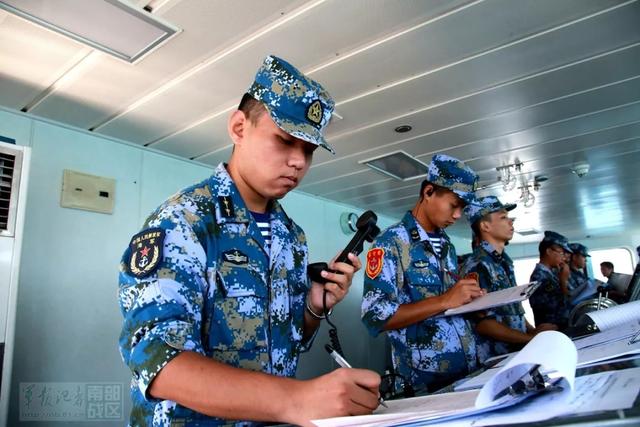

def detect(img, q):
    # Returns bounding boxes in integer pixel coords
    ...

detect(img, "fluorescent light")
[360,151,428,181]
[516,228,540,236]
[0,0,179,63]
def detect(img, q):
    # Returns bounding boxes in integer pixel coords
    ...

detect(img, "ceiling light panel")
[0,0,179,63]
[361,151,428,181]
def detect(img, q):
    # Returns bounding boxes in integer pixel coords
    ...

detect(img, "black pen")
[324,344,388,408]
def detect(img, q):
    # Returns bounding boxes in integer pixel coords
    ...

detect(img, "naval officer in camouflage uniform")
[361,154,484,393]
[529,231,573,330]
[118,55,380,427]
[567,243,597,306]
[460,197,555,363]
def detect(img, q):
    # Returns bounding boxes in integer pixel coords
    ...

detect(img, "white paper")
[420,367,640,427]
[470,367,640,426]
[586,300,640,330]
[573,319,640,350]
[454,368,500,391]
[476,331,576,407]
[577,336,640,366]
[312,390,479,427]
[313,331,577,427]
[443,283,537,316]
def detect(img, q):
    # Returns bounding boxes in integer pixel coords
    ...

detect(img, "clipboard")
[443,281,540,316]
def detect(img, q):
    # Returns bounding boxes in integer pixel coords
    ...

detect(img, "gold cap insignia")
[306,99,323,125]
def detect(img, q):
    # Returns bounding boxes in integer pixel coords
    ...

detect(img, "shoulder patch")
[128,228,165,278]
[365,248,385,279]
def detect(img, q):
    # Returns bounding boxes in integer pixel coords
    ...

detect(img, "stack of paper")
[313,331,576,427]
[313,332,640,427]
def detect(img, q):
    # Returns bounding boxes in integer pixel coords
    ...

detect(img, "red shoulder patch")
[365,248,385,279]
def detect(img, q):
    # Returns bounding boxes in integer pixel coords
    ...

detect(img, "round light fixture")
[394,125,412,133]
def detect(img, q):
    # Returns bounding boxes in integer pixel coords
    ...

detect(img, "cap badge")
[306,99,323,125]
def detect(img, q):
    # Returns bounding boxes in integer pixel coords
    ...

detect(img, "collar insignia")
[218,196,235,218]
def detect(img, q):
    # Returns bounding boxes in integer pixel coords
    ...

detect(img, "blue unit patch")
[128,228,164,278]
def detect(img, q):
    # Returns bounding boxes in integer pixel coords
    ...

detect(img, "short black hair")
[470,213,491,238]
[600,261,614,270]
[418,181,450,200]
[238,93,267,125]
[539,240,554,258]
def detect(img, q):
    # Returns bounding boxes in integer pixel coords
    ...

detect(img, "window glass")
[513,257,539,326]
[589,247,634,282]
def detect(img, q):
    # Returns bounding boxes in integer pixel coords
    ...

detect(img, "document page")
[577,335,640,366]
[313,331,577,427]
[573,319,640,350]
[476,331,576,407]
[586,300,640,330]
[443,283,538,316]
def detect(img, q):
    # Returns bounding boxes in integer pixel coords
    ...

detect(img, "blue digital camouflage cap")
[569,243,590,257]
[426,154,479,204]
[247,55,336,154]
[464,195,517,225]
[543,230,572,253]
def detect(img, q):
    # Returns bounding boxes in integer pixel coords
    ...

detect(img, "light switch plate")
[60,169,115,214]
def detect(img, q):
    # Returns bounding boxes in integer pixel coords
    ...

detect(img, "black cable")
[323,289,344,357]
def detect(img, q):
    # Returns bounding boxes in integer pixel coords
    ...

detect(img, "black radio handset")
[307,210,380,283]
[307,210,381,356]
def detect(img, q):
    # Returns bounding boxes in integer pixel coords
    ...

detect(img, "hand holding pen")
[325,344,388,408]
[441,270,485,309]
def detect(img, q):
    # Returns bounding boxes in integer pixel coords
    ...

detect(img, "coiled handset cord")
[323,288,344,356]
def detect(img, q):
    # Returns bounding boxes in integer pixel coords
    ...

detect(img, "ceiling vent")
[0,144,22,236]
[0,0,180,63]
[516,228,540,236]
[360,151,428,181]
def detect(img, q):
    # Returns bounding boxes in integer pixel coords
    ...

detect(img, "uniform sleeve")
[361,240,402,336]
[567,272,589,299]
[118,207,208,401]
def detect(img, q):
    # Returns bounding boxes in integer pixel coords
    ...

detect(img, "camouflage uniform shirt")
[529,263,570,329]
[567,269,593,306]
[361,212,477,392]
[460,241,526,362]
[118,163,312,426]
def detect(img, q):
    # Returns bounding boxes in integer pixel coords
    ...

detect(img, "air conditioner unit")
[0,142,30,426]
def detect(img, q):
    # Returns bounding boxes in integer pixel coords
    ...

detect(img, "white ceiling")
[1,0,639,243]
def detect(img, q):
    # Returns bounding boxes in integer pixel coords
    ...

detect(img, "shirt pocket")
[209,266,268,352]
[405,265,443,301]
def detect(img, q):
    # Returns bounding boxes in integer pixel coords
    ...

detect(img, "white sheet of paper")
[577,336,640,366]
[443,283,536,316]
[573,319,640,350]
[426,367,640,427]
[312,390,480,427]
[313,332,578,427]
[476,331,577,408]
[471,367,640,426]
[454,367,500,391]
[586,300,640,330]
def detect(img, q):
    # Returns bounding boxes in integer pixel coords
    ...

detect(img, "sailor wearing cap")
[118,55,379,426]
[361,154,484,393]
[529,231,574,330]
[567,243,597,306]
[461,196,555,363]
